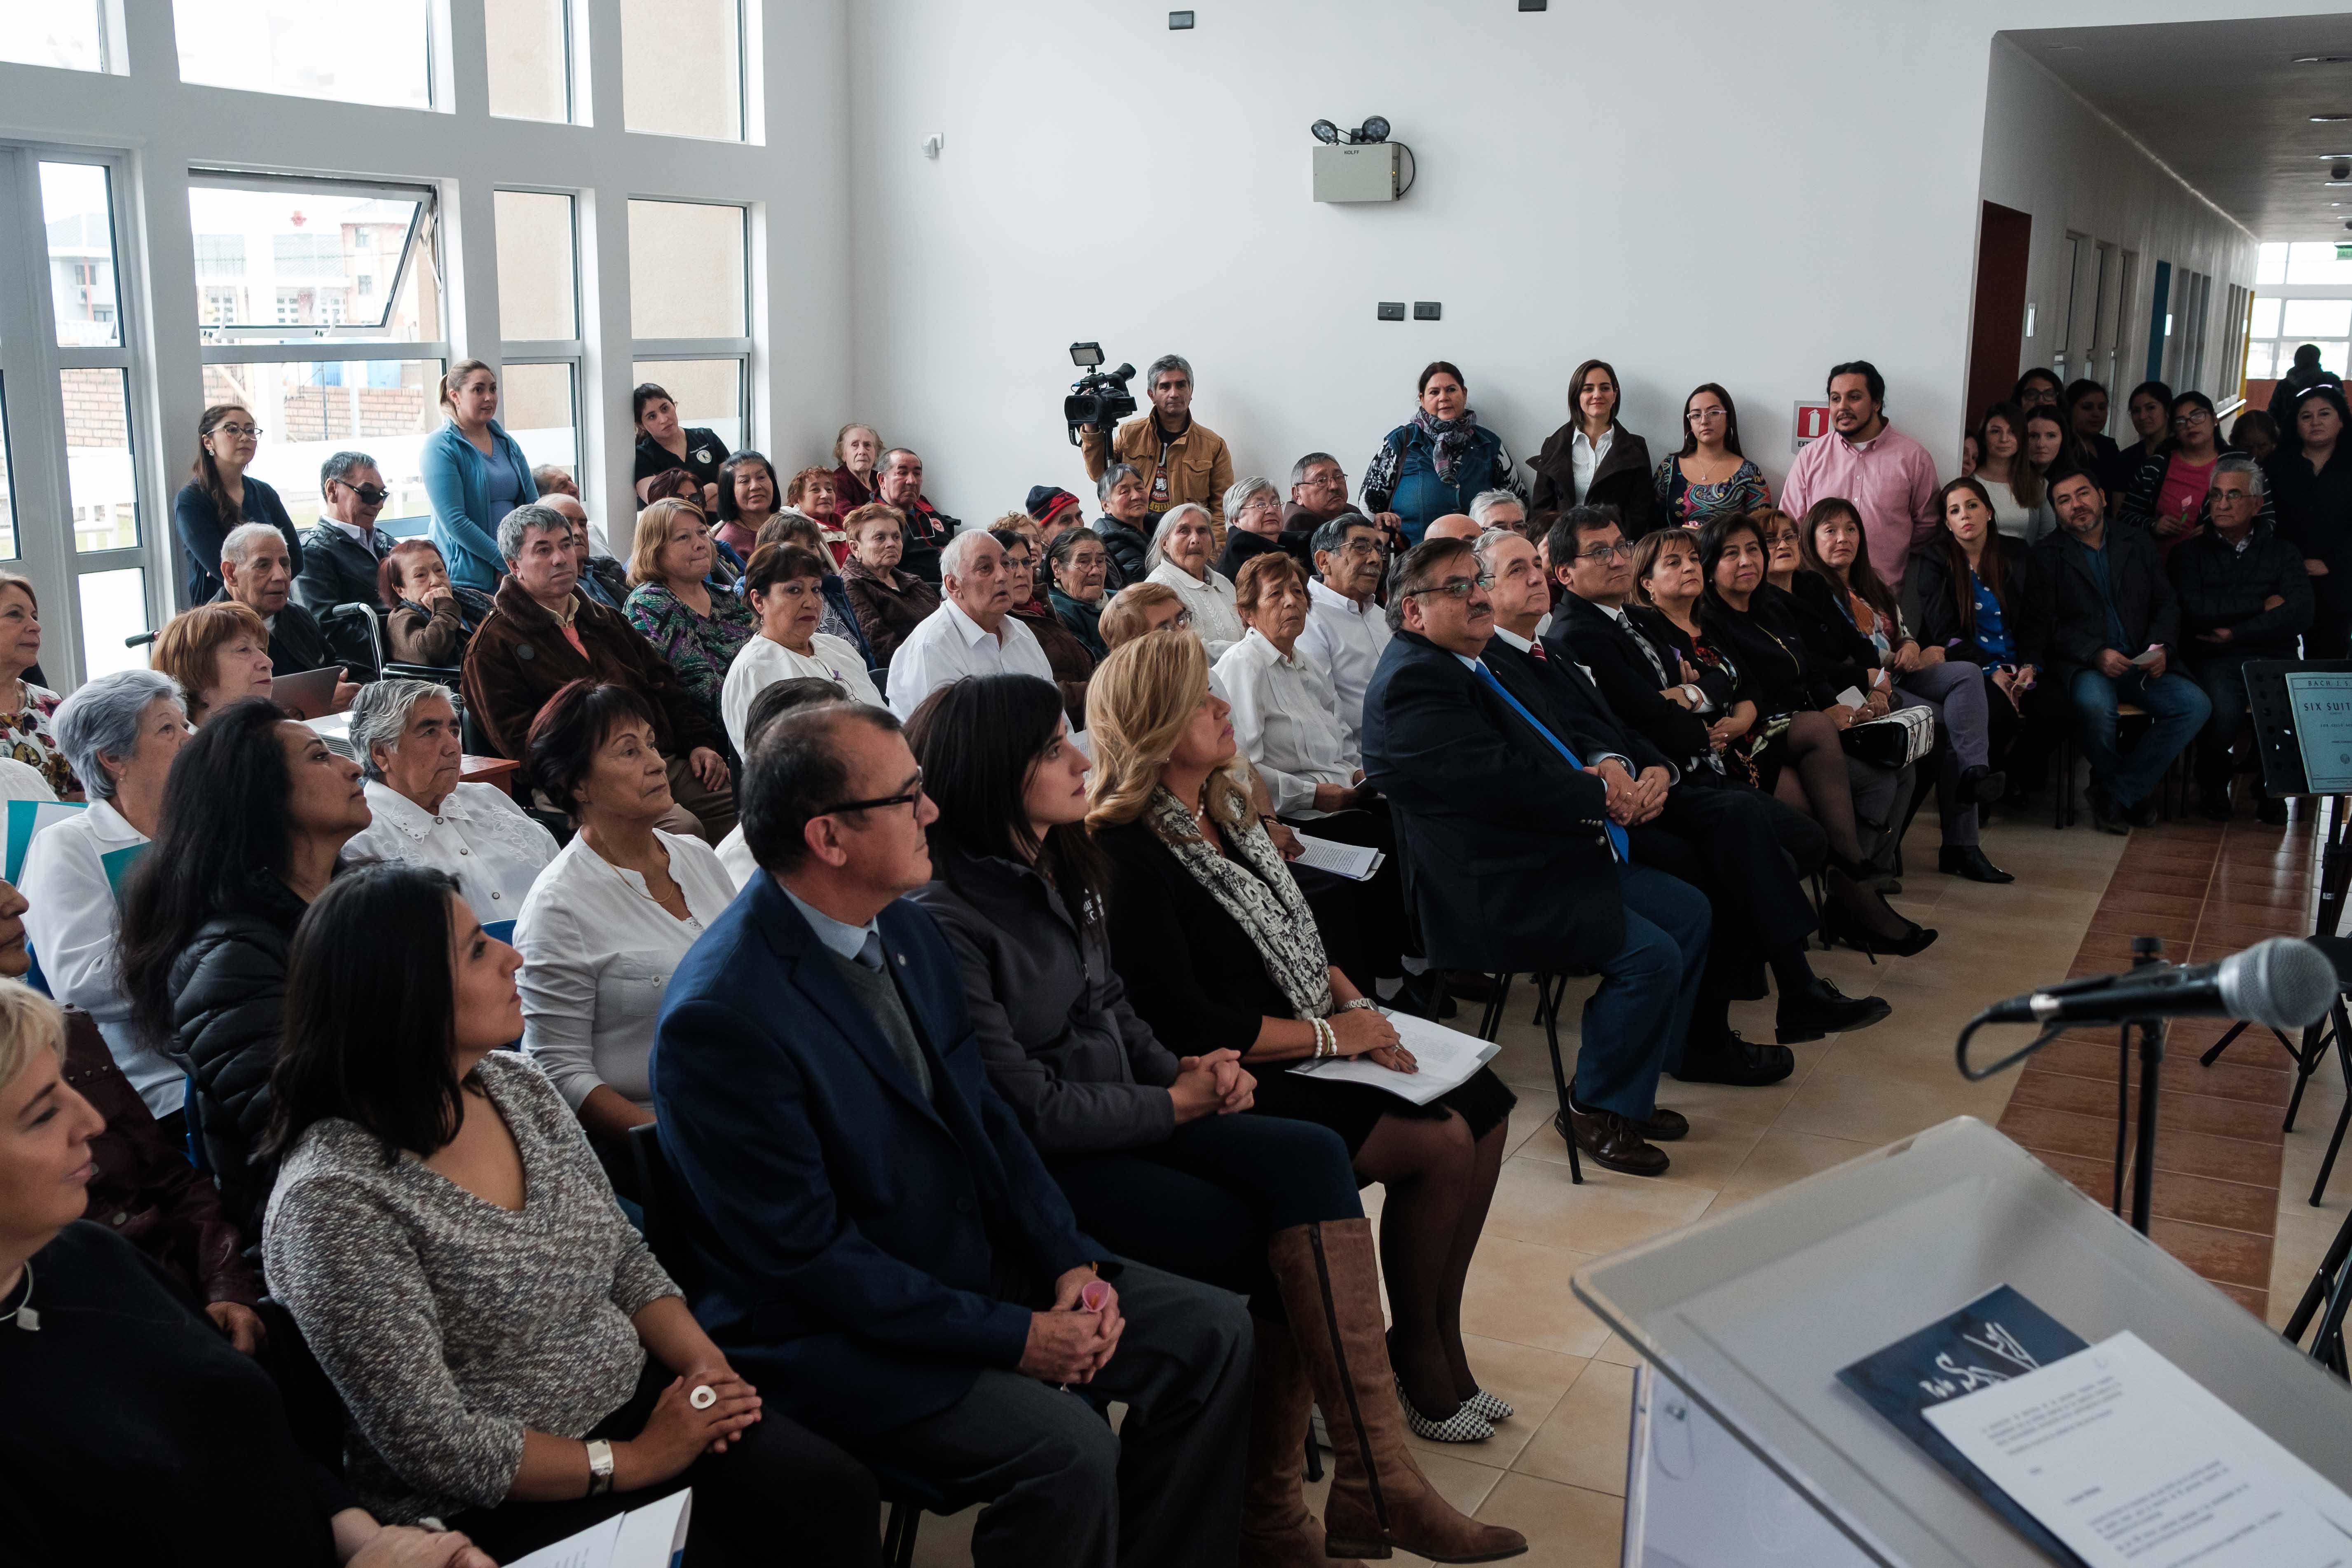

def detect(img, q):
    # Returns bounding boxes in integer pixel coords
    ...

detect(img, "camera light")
[1069,341,1104,369]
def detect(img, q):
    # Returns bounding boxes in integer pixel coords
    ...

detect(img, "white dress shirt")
[19,799,180,1117]
[1570,425,1614,502]
[1215,629,1359,818]
[886,597,1055,720]
[715,824,757,890]
[720,631,883,752]
[517,829,740,1112]
[348,780,559,921]
[1146,561,1245,660]
[1295,577,1393,753]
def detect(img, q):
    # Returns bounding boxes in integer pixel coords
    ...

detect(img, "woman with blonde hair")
[152,602,274,725]
[420,359,537,593]
[1097,580,1190,650]
[1086,632,1534,1545]
[622,499,758,711]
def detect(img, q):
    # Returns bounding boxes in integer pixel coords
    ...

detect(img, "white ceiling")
[2009,15,2352,242]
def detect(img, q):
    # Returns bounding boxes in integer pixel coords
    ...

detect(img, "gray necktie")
[855,929,885,971]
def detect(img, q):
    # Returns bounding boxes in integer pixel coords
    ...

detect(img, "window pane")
[2286,242,2352,286]
[40,162,120,348]
[622,0,741,141]
[79,568,148,680]
[2326,343,2352,379]
[628,202,745,338]
[175,0,432,109]
[500,363,577,476]
[632,359,740,453]
[2282,300,2352,339]
[2252,297,2282,340]
[487,0,570,123]
[190,183,441,343]
[2258,243,2289,287]
[0,0,107,70]
[0,384,18,561]
[62,369,138,554]
[495,192,577,340]
[2247,340,2277,380]
[209,360,444,530]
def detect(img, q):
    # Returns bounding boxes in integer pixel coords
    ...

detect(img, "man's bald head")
[1423,514,1480,543]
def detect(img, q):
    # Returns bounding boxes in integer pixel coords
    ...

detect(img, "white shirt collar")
[1571,426,1613,456]
[82,796,148,847]
[1491,625,1534,652]
[942,596,1007,649]
[329,520,377,548]
[1309,577,1372,615]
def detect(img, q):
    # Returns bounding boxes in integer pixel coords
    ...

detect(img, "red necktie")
[1530,640,1548,662]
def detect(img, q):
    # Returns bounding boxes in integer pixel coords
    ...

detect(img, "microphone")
[1982,937,2338,1032]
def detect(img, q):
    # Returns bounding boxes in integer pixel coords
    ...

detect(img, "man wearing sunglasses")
[295,450,401,616]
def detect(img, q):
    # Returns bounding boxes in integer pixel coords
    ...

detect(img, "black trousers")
[1632,780,1822,1001]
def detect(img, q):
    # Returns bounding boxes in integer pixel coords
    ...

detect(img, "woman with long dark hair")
[172,403,302,607]
[1913,476,2050,799]
[630,383,730,514]
[1971,401,2054,542]
[1654,383,1769,527]
[262,863,878,1566]
[2273,384,2352,656]
[709,450,782,558]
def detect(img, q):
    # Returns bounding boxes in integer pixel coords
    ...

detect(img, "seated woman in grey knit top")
[261,863,882,1568]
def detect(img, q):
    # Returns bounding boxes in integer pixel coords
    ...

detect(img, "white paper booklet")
[506,1489,692,1568]
[1290,832,1384,881]
[1287,1009,1498,1105]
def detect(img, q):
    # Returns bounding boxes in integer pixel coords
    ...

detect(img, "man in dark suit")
[2032,465,2211,833]
[1478,522,1885,1075]
[650,703,1253,1568]
[1362,536,1709,1177]
[214,523,363,706]
[294,450,397,615]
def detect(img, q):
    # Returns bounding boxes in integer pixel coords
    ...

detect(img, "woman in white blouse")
[343,679,558,922]
[22,669,190,1124]
[1213,552,1368,822]
[1144,503,1244,660]
[515,680,736,1187]
[719,541,882,753]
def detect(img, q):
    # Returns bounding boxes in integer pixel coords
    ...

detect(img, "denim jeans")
[2067,667,2213,808]
[1577,863,1710,1118]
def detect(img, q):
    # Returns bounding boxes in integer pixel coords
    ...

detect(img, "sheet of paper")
[611,1488,692,1568]
[1287,1009,1498,1105]
[1835,685,1867,709]
[1291,832,1383,881]
[2131,647,2163,667]
[504,1514,624,1568]
[1921,1331,2352,1568]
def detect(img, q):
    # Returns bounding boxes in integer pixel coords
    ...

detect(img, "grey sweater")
[262,1052,678,1524]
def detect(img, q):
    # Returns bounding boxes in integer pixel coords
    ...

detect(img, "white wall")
[846,0,2318,524]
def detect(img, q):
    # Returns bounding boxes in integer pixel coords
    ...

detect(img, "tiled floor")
[906,800,2346,1566]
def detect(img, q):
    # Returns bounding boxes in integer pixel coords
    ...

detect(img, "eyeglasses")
[1404,574,1493,600]
[2172,410,2212,427]
[215,423,263,439]
[819,769,925,818]
[1334,539,1383,558]
[2211,488,2258,505]
[1575,541,1636,562]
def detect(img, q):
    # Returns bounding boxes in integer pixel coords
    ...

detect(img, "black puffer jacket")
[164,879,308,1242]
[1094,517,1150,590]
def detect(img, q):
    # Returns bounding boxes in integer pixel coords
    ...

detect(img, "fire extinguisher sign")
[1793,402,1834,452]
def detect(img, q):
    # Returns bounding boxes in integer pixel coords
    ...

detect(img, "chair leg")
[1474,971,1515,1043]
[1303,1432,1323,1483]
[1534,969,1583,1185]
[882,1502,918,1568]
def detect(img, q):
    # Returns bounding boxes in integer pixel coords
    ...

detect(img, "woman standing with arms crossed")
[420,361,538,594]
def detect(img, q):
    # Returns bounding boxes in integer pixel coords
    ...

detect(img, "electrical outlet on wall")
[1377,302,1406,321]
[1414,301,1442,321]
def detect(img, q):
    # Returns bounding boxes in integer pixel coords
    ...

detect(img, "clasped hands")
[1589,759,1668,825]
[1171,1048,1256,1120]
[1021,1265,1125,1386]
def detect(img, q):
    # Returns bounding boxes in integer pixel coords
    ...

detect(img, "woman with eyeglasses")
[719,545,883,754]
[1529,358,1659,537]
[1654,384,1769,528]
[2118,391,2235,555]
[174,404,304,608]
[994,527,1095,727]
[1047,526,1116,661]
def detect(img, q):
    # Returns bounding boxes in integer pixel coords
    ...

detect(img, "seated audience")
[513,681,736,1190]
[462,503,736,842]
[1079,353,1236,537]
[1530,357,1659,536]
[624,498,759,712]
[217,523,367,699]
[1779,361,1940,587]
[838,502,942,667]
[531,463,579,500]
[873,448,960,585]
[994,526,1094,726]
[2112,379,2174,502]
[1756,506,1806,594]
[2272,384,2352,657]
[1655,383,1769,527]
[1026,485,1086,551]
[1144,502,1244,658]
[26,670,188,1125]
[754,512,872,664]
[1972,403,2054,543]
[1363,361,1524,546]
[653,700,1258,1568]
[832,422,883,514]
[295,450,398,614]
[174,403,305,608]
[907,673,1520,1560]
[116,699,370,1243]
[0,977,500,1568]
[344,679,558,920]
[1093,464,1153,587]
[542,495,631,609]
[2170,456,2310,823]
[264,863,877,1563]
[1295,514,1393,755]
[1912,477,2052,807]
[422,361,538,595]
[721,544,883,753]
[1285,452,1392,563]
[631,382,728,513]
[1214,476,1288,580]
[709,677,848,890]
[152,602,275,725]
[1469,489,1529,537]
[887,532,1056,721]
[2024,404,2074,482]
[379,539,494,667]
[785,464,849,563]
[2120,390,2230,555]
[0,574,74,795]
[709,450,780,558]
[1046,525,1115,660]
[2033,466,2212,832]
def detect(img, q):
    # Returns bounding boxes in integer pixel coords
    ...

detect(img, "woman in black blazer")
[173,404,303,607]
[1527,358,1659,537]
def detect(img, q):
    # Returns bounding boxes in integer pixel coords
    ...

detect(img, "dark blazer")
[2029,523,2181,684]
[649,874,1102,1439]
[1782,571,1888,671]
[1528,422,1659,538]
[2167,522,2313,659]
[1095,518,1150,590]
[173,479,302,609]
[1485,632,1671,777]
[1550,594,1712,761]
[460,577,726,762]
[1214,528,1286,584]
[1360,630,1621,973]
[1698,589,1865,714]
[292,523,393,616]
[217,594,336,678]
[1910,536,2043,668]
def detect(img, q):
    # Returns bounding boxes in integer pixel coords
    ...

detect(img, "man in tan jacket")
[1079,353,1235,544]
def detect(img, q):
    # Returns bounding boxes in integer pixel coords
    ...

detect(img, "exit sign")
[1794,402,1834,451]
[2338,243,2352,260]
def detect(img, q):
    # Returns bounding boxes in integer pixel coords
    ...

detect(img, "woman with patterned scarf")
[1361,361,1526,546]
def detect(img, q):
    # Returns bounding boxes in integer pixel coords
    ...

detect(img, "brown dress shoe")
[1561,1104,1670,1177]
[1631,1106,1688,1142]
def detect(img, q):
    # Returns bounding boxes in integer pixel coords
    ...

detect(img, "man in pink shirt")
[1779,360,1941,586]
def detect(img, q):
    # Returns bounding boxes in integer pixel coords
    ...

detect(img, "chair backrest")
[628,1120,702,1297]
[316,602,384,683]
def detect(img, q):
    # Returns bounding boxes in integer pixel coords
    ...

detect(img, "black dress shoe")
[2088,786,2131,835]
[1631,1106,1689,1141]
[1558,1103,1670,1176]
[2197,784,2233,821]
[2259,795,2290,826]
[1937,845,2014,883]
[1775,979,1892,1043]
[2127,796,2160,828]
[1671,1032,1796,1086]
[1957,765,2008,805]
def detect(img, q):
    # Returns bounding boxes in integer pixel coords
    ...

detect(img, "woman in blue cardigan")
[419,360,537,593]
[1361,361,1524,545]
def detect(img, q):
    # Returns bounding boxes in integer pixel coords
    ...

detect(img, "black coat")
[1527,422,1659,537]
[173,479,302,609]
[292,523,393,616]
[1485,633,1670,776]
[2167,522,2312,659]
[1360,630,1620,974]
[2269,444,2352,620]
[2029,523,2181,684]
[1909,535,2044,668]
[1782,572,1889,672]
[1549,594,1712,762]
[1698,589,1867,714]
[1214,528,1286,584]
[1095,517,1150,590]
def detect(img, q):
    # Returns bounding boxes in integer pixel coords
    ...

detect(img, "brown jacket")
[461,576,726,762]
[1080,415,1236,540]
[840,556,942,667]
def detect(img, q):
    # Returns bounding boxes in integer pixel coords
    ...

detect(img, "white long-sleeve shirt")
[1295,577,1392,752]
[721,632,883,752]
[1215,629,1358,818]
[1146,561,1245,661]
[886,598,1056,720]
[347,780,559,923]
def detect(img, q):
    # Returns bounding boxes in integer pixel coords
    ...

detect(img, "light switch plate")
[1414,301,1442,321]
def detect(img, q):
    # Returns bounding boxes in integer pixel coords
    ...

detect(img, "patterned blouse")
[0,682,76,798]
[1653,455,1771,529]
[622,580,759,708]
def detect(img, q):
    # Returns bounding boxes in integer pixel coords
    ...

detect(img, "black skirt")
[1250,1060,1517,1158]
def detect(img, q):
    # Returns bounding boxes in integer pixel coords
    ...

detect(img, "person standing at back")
[1529,358,1659,537]
[420,361,538,595]
[1079,354,1236,545]
[1777,359,1940,588]
[173,404,304,608]
[1362,361,1525,546]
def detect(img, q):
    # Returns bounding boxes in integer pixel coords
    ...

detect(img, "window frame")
[626,195,752,463]
[495,185,587,502]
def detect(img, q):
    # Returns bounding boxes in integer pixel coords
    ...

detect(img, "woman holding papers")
[907,671,1525,1565]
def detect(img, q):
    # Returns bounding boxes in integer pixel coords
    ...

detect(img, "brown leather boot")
[1242,1317,1365,1568]
[1267,1219,1527,1563]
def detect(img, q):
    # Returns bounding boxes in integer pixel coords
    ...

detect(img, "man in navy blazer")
[1361,536,1709,1177]
[651,702,1251,1568]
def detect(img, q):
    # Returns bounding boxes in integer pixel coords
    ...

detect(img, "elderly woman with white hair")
[1213,476,1289,581]
[21,669,191,1129]
[342,679,557,923]
[1144,502,1244,660]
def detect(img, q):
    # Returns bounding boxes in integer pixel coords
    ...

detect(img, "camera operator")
[874,447,960,586]
[1079,353,1236,544]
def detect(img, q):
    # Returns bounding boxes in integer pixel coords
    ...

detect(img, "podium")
[1571,1117,2352,1567]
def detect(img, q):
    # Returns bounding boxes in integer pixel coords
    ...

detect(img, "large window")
[621,0,744,141]
[0,1,118,73]
[2249,298,2351,381]
[487,0,578,125]
[629,199,748,455]
[495,190,584,494]
[174,0,435,110]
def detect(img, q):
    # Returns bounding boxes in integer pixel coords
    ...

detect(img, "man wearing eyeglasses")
[1296,516,1393,753]
[295,450,400,616]
[1361,537,1710,1177]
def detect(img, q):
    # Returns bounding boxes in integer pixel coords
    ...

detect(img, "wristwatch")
[585,1438,615,1496]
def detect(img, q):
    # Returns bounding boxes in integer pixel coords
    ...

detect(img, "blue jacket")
[649,872,1103,1438]
[418,421,536,593]
[1365,422,1516,544]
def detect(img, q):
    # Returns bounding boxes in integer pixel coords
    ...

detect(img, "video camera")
[1063,341,1136,446]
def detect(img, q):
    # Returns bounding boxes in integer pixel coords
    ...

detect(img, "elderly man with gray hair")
[295,449,398,616]
[216,520,364,705]
[1467,488,1527,535]
[1078,351,1236,541]
[461,502,736,840]
[343,677,559,919]
[885,528,1057,720]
